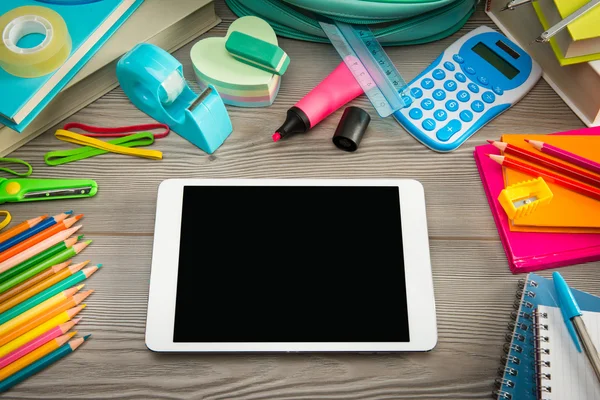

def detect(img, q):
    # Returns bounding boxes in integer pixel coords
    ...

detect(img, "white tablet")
[145,178,437,352]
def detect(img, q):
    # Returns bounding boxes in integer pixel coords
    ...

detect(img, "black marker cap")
[332,107,371,152]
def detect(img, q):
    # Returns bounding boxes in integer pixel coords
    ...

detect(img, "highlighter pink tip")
[486,139,494,144]
[272,132,282,142]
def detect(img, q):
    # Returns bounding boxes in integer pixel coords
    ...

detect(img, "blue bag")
[225,0,478,45]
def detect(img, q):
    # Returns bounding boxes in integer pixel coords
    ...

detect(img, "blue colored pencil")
[0,212,72,253]
[0,335,90,393]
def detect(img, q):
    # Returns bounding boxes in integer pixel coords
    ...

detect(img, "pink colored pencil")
[526,139,600,175]
[0,318,81,369]
[0,226,82,274]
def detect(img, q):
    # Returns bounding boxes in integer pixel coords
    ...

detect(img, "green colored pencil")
[0,240,91,295]
[0,335,90,393]
[0,264,101,324]
[0,235,82,285]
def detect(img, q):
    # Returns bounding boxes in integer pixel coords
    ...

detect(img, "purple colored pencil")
[526,139,600,175]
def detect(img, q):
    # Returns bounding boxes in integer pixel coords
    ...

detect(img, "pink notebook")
[473,126,600,274]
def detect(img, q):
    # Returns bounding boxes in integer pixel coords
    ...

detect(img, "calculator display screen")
[173,185,410,343]
[472,42,519,79]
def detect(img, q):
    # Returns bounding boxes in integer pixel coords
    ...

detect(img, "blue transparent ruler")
[319,19,411,118]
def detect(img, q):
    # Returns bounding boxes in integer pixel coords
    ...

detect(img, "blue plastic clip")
[116,43,232,154]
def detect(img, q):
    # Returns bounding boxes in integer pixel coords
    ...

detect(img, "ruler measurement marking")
[319,20,411,117]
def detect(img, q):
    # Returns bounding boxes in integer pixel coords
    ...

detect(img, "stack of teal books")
[0,0,143,132]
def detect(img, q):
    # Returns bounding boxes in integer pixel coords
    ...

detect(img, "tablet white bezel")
[145,178,437,352]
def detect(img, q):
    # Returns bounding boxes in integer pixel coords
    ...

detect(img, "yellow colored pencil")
[0,285,82,337]
[0,311,83,358]
[0,261,88,314]
[0,292,91,347]
[0,331,76,380]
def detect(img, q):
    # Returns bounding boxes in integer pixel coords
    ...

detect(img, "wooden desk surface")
[3,1,599,399]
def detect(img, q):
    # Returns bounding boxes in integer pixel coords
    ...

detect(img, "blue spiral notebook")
[494,273,600,399]
[0,0,143,132]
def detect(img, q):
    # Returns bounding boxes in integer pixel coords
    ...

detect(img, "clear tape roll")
[158,70,186,105]
[0,6,71,78]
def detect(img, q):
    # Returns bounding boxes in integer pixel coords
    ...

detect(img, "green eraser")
[225,31,290,76]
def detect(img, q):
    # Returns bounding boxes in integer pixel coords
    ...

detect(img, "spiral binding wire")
[533,308,552,400]
[492,278,539,400]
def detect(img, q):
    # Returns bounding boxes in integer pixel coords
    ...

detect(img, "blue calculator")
[394,26,542,152]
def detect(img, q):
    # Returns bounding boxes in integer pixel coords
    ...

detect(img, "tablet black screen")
[173,185,409,343]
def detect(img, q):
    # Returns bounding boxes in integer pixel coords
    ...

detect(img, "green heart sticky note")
[190,16,280,106]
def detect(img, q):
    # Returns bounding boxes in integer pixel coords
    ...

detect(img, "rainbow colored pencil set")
[0,211,99,392]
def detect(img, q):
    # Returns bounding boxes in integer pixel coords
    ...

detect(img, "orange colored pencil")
[0,216,47,245]
[0,311,83,359]
[0,286,82,336]
[0,290,92,347]
[0,227,82,275]
[0,331,76,380]
[0,319,79,368]
[0,261,89,314]
[0,215,83,264]
[0,261,71,305]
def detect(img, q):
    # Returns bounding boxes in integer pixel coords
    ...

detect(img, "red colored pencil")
[488,154,600,202]
[488,140,600,189]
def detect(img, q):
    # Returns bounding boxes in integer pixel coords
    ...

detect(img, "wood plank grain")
[3,235,598,399]
[2,1,598,399]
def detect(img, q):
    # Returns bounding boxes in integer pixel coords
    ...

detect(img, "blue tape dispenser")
[116,43,232,154]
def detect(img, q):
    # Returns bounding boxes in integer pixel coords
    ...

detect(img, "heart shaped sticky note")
[190,16,280,107]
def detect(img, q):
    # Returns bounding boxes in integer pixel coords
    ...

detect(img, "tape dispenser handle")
[116,43,197,127]
[116,43,233,155]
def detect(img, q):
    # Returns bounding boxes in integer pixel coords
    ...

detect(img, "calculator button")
[460,110,473,122]
[421,99,434,110]
[445,100,459,112]
[478,76,489,86]
[433,89,446,101]
[443,80,457,92]
[493,86,504,96]
[457,90,470,102]
[471,100,485,113]
[436,119,462,142]
[432,69,446,80]
[409,108,423,120]
[410,87,423,99]
[421,78,434,89]
[443,61,455,71]
[422,118,436,131]
[434,109,448,121]
[465,66,476,75]
[482,91,496,104]
[468,83,480,93]
[455,72,466,83]
[402,96,413,107]
[453,54,464,64]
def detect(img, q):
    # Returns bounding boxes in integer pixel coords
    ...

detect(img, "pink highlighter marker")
[273,61,364,142]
